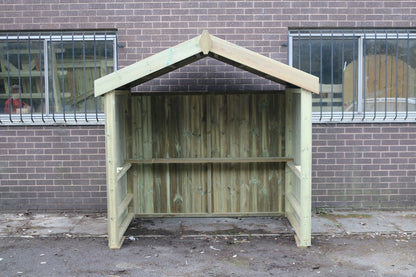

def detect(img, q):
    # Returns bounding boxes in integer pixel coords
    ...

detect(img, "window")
[0,31,117,124]
[289,29,416,122]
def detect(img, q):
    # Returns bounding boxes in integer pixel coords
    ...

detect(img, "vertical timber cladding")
[130,93,286,216]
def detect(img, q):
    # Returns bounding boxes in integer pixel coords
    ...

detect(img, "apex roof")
[94,30,319,97]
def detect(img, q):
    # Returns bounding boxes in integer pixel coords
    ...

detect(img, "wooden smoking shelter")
[94,31,319,249]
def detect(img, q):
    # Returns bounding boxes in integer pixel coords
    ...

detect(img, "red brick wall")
[1,0,415,211]
[312,123,416,210]
[0,126,106,211]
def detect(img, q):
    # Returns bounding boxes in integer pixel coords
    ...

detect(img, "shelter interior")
[95,31,318,249]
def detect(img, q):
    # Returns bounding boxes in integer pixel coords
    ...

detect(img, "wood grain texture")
[95,31,319,97]
[129,94,287,215]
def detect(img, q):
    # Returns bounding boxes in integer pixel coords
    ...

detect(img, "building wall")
[0,126,106,211]
[2,0,415,92]
[313,123,416,210]
[2,123,415,212]
[1,0,415,211]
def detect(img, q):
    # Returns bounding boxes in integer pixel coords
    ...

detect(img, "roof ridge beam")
[199,30,212,55]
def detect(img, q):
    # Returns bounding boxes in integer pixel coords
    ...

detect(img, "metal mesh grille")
[289,29,416,122]
[0,31,117,125]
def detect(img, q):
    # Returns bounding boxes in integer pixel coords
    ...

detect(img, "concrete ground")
[0,211,416,276]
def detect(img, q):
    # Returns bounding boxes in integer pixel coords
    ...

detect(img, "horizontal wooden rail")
[126,157,293,165]
[133,212,285,218]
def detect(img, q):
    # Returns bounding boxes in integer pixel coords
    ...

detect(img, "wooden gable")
[95,30,319,97]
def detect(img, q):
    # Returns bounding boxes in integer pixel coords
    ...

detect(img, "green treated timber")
[284,88,313,248]
[94,35,204,97]
[126,157,293,164]
[116,162,132,182]
[0,72,43,77]
[117,193,134,219]
[133,212,285,218]
[208,35,319,95]
[104,90,120,249]
[110,212,135,250]
[297,89,312,247]
[94,31,319,98]
[105,90,135,250]
[286,161,301,180]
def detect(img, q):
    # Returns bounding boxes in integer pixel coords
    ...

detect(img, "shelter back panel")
[129,93,286,215]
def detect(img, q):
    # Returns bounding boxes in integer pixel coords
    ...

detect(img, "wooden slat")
[206,95,212,214]
[95,31,319,98]
[284,88,312,248]
[250,95,258,213]
[297,89,312,247]
[239,94,249,213]
[134,212,284,218]
[116,212,135,246]
[286,192,302,217]
[208,34,319,94]
[129,94,289,217]
[286,161,302,180]
[117,193,134,219]
[0,71,43,77]
[104,90,119,249]
[229,94,239,213]
[0,93,71,99]
[116,162,132,182]
[143,96,154,213]
[94,35,204,97]
[126,157,293,164]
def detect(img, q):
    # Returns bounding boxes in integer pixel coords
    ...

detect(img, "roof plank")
[95,35,204,97]
[208,35,319,94]
[95,31,319,97]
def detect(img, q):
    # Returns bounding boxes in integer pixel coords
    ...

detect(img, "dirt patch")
[125,217,292,237]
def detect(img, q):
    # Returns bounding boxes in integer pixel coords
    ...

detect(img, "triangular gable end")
[94,30,319,97]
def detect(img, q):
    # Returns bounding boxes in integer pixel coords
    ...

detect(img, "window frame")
[289,29,416,123]
[0,31,118,125]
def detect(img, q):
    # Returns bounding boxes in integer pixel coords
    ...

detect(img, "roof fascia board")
[208,34,319,94]
[95,34,204,97]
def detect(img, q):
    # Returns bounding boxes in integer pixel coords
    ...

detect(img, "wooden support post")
[104,90,120,249]
[104,89,134,250]
[285,88,312,248]
[297,89,312,247]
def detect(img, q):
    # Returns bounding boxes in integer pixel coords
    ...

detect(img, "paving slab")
[71,215,107,236]
[1,211,416,239]
[383,212,416,233]
[22,214,83,236]
[311,214,344,234]
[0,214,28,236]
[331,212,399,234]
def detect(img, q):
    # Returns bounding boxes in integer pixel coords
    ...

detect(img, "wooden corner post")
[285,88,312,248]
[104,89,135,249]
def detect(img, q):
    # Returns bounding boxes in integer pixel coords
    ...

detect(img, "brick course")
[0,126,106,211]
[313,123,416,210]
[0,0,415,211]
